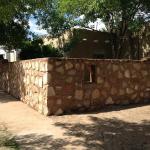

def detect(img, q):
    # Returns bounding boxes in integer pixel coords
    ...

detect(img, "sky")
[29,18,48,36]
[29,17,106,36]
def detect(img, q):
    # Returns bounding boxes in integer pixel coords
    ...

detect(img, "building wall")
[0,48,19,62]
[0,58,150,115]
[43,29,74,49]
[43,29,114,59]
[43,28,150,60]
[67,29,113,58]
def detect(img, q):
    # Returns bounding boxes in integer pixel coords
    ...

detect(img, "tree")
[0,0,49,49]
[0,19,29,50]
[59,0,150,59]
[0,0,47,23]
[34,0,84,37]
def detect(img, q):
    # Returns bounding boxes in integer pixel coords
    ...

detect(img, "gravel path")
[0,90,150,150]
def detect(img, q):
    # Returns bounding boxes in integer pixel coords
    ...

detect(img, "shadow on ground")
[16,117,150,150]
[66,102,150,116]
[0,90,19,103]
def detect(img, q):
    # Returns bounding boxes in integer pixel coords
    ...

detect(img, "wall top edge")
[0,57,150,64]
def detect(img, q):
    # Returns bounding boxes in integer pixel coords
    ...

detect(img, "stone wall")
[0,58,150,115]
[0,58,49,115]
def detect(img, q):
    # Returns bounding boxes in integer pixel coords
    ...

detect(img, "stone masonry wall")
[0,58,49,115]
[0,58,150,115]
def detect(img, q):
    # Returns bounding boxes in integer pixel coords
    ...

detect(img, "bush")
[42,45,63,57]
[20,39,63,60]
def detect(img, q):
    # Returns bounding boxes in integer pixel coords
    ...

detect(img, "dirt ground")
[0,90,150,150]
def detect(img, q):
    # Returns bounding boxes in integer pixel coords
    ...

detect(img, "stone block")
[38,77,43,88]
[92,89,100,99]
[65,62,73,70]
[97,77,104,84]
[119,89,125,96]
[113,64,119,72]
[66,77,73,83]
[43,73,51,85]
[111,87,117,95]
[75,90,83,100]
[101,90,107,98]
[55,108,63,115]
[142,70,148,76]
[126,88,134,94]
[35,77,39,86]
[75,63,80,70]
[38,104,43,114]
[43,73,48,85]
[56,61,62,66]
[83,100,90,107]
[85,90,91,99]
[56,99,62,105]
[104,82,110,88]
[43,106,50,116]
[68,70,76,75]
[48,87,56,96]
[56,66,64,74]
[118,71,123,79]
[106,97,114,105]
[48,64,53,71]
[35,62,39,71]
[124,70,130,78]
[131,94,137,100]
[133,64,141,70]
[40,62,48,72]
[122,82,128,88]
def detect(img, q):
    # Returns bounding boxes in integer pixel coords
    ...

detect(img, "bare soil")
[0,90,150,150]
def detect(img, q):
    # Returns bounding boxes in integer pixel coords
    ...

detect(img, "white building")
[0,46,20,62]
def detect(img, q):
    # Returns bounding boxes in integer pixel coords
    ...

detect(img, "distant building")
[0,46,20,62]
[43,29,113,59]
[43,28,150,60]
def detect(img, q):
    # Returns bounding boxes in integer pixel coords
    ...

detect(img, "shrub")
[20,39,63,60]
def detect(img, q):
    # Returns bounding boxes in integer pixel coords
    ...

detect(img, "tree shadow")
[55,117,150,150]
[16,134,69,150]
[15,117,150,150]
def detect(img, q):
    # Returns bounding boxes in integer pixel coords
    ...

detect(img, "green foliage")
[0,125,19,150]
[0,0,47,23]
[0,20,29,50]
[59,0,150,32]
[0,0,50,49]
[20,39,63,60]
[34,0,85,37]
[42,45,63,57]
[58,0,150,59]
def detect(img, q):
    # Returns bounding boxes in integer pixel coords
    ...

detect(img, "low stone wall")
[0,59,49,115]
[0,58,150,115]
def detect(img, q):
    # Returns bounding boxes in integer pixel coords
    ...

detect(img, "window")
[84,65,96,83]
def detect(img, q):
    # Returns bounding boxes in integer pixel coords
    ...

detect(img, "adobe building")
[43,28,150,60]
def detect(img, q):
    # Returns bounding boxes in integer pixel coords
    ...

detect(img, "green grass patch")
[0,124,19,150]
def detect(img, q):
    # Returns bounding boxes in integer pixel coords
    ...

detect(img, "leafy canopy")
[0,0,46,23]
[0,0,49,49]
[59,0,150,32]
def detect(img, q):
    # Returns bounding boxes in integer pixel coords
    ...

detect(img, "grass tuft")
[0,124,19,150]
